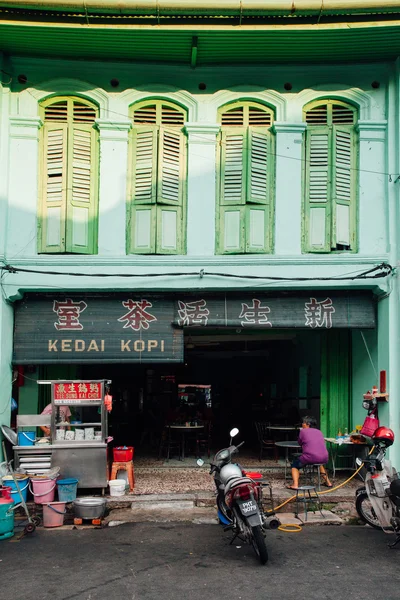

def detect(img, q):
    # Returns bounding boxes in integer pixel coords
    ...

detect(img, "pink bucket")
[29,478,57,504]
[43,502,66,528]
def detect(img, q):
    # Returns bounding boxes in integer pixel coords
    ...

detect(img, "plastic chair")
[254,421,278,462]
[110,461,135,492]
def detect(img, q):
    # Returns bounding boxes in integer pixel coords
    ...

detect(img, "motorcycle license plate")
[238,499,258,516]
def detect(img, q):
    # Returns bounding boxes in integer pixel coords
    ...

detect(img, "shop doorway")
[73,329,327,457]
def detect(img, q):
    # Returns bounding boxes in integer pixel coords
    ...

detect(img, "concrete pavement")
[2,522,400,600]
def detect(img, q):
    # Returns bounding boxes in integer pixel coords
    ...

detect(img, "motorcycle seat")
[224,476,254,495]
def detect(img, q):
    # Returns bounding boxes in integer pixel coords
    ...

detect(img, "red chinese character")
[118,300,157,331]
[53,299,87,331]
[239,299,272,327]
[177,300,209,326]
[304,298,335,329]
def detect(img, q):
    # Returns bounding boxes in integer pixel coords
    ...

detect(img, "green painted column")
[0,296,14,460]
[320,330,351,438]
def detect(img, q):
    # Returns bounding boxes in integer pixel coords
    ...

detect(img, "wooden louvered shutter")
[40,123,68,253]
[220,128,246,206]
[130,127,158,253]
[156,127,184,253]
[65,125,98,254]
[332,126,355,249]
[245,128,271,252]
[304,127,331,252]
[219,128,246,253]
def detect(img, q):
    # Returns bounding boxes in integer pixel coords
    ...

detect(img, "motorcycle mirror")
[230,428,239,438]
[355,458,363,467]
[196,458,205,467]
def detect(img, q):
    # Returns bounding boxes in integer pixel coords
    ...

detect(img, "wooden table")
[170,425,204,460]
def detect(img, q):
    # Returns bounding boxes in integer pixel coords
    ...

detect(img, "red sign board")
[53,381,102,404]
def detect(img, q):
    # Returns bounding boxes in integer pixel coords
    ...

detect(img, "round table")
[267,426,299,441]
[169,425,204,460]
[275,440,301,479]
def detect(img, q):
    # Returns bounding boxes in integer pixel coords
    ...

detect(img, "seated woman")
[287,415,332,490]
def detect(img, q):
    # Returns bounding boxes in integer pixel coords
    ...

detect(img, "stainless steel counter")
[14,443,107,488]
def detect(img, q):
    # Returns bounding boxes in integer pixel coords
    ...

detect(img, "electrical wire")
[0,262,393,282]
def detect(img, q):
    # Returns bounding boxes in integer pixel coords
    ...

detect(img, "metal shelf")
[56,423,101,427]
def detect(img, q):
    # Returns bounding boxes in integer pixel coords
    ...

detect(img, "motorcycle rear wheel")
[355,489,381,530]
[251,525,268,565]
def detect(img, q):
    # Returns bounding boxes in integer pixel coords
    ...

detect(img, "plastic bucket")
[108,480,125,497]
[29,478,57,504]
[2,476,29,504]
[57,478,79,503]
[17,431,35,446]
[43,502,66,528]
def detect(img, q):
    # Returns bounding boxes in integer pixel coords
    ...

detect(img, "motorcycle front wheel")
[250,525,268,565]
[355,489,381,530]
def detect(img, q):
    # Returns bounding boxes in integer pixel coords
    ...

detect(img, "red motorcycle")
[202,428,279,565]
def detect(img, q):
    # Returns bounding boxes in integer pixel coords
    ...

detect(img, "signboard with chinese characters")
[174,293,375,329]
[14,294,183,364]
[53,381,102,403]
[13,292,375,364]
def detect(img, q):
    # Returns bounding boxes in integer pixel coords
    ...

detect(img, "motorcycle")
[355,426,400,548]
[199,428,279,564]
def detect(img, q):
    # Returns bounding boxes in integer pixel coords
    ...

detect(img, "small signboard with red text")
[53,381,103,404]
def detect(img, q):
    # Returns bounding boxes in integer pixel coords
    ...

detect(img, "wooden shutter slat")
[332,126,355,248]
[132,128,158,205]
[157,127,184,205]
[40,123,68,253]
[305,128,331,252]
[221,107,244,127]
[71,129,92,204]
[133,105,157,125]
[220,129,246,205]
[65,125,97,254]
[247,128,270,204]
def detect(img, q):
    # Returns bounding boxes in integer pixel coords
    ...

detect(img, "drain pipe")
[0,1,399,17]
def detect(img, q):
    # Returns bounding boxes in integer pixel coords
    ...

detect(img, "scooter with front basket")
[199,428,279,564]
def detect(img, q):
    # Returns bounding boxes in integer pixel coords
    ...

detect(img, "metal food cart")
[14,380,109,489]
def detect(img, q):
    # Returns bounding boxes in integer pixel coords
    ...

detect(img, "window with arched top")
[303,100,358,253]
[38,96,99,254]
[217,101,275,254]
[128,100,187,254]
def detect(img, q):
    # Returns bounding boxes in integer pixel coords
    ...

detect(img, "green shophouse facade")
[0,1,399,462]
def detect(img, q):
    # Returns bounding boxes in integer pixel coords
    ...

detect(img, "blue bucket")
[17,431,35,446]
[2,477,29,504]
[57,478,79,502]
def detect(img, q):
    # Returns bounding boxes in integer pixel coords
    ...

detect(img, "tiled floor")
[130,451,363,496]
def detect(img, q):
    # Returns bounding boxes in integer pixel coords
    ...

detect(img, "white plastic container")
[108,480,125,496]
[85,428,95,441]
[75,429,85,441]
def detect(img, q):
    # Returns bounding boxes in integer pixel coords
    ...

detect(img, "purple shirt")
[298,428,329,465]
